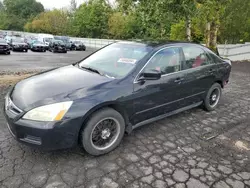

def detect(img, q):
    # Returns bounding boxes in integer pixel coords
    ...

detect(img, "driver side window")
[144,47,181,75]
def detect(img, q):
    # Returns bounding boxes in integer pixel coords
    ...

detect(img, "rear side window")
[208,52,224,64]
[182,46,211,70]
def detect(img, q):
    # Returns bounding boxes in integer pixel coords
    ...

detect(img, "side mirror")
[138,69,161,81]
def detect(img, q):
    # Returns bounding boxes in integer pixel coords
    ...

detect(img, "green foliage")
[4,0,44,19]
[170,21,186,41]
[220,0,250,43]
[24,10,70,35]
[72,0,111,38]
[0,0,44,31]
[170,19,205,42]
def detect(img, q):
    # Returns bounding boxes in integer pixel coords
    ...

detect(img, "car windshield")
[54,40,64,45]
[74,41,82,44]
[79,42,153,78]
[34,41,44,44]
[13,38,24,43]
[44,38,52,43]
[55,37,69,43]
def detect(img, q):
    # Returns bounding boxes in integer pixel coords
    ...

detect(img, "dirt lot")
[0,61,250,188]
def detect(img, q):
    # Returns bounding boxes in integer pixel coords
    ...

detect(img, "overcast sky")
[36,0,85,9]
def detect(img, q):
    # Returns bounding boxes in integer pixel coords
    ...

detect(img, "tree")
[24,10,70,35]
[117,0,175,39]
[2,0,44,30]
[108,12,140,39]
[4,0,44,19]
[72,0,111,38]
[166,0,197,41]
[220,0,250,43]
[70,0,77,12]
[197,0,230,51]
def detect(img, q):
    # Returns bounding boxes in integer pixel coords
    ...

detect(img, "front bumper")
[54,48,67,52]
[0,48,10,53]
[3,97,81,150]
[13,46,28,51]
[32,46,46,51]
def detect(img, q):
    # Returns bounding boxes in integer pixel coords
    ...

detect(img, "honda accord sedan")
[4,41,231,156]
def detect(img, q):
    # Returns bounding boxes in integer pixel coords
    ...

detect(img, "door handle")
[174,77,184,83]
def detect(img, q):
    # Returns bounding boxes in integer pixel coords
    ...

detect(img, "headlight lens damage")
[23,101,73,121]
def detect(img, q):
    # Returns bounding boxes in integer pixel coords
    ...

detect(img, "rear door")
[179,45,217,107]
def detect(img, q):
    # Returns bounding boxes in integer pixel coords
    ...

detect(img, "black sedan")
[73,41,86,51]
[9,38,29,52]
[30,41,47,52]
[3,41,231,156]
[0,39,10,55]
[49,40,67,53]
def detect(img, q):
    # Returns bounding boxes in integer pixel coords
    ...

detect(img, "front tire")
[204,83,222,111]
[81,108,125,156]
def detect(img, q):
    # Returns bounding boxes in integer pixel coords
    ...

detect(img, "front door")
[131,47,187,125]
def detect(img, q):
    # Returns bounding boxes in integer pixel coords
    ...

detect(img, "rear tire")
[203,83,222,111]
[81,108,125,156]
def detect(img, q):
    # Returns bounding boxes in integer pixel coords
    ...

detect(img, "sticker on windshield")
[118,58,137,64]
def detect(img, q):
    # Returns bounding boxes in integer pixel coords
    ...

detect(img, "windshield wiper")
[80,65,103,75]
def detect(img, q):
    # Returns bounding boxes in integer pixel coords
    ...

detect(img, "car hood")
[11,65,112,110]
[33,44,46,47]
[12,42,27,45]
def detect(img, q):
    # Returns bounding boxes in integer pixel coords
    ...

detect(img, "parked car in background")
[49,39,67,53]
[3,41,231,156]
[70,41,76,50]
[54,36,73,50]
[0,38,10,55]
[73,41,86,51]
[5,36,16,44]
[30,40,47,52]
[38,34,54,47]
[9,38,28,52]
[24,37,37,49]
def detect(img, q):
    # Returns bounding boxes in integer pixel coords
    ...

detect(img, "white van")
[38,34,54,45]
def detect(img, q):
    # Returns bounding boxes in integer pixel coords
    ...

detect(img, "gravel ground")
[0,61,250,188]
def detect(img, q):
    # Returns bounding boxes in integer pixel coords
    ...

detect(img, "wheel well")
[215,80,223,88]
[77,104,130,145]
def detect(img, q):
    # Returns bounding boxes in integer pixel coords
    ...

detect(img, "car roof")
[53,39,63,42]
[117,40,202,48]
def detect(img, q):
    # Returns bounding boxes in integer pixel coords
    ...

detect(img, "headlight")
[23,101,73,121]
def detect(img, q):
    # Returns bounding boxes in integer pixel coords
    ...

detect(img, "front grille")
[5,97,23,115]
